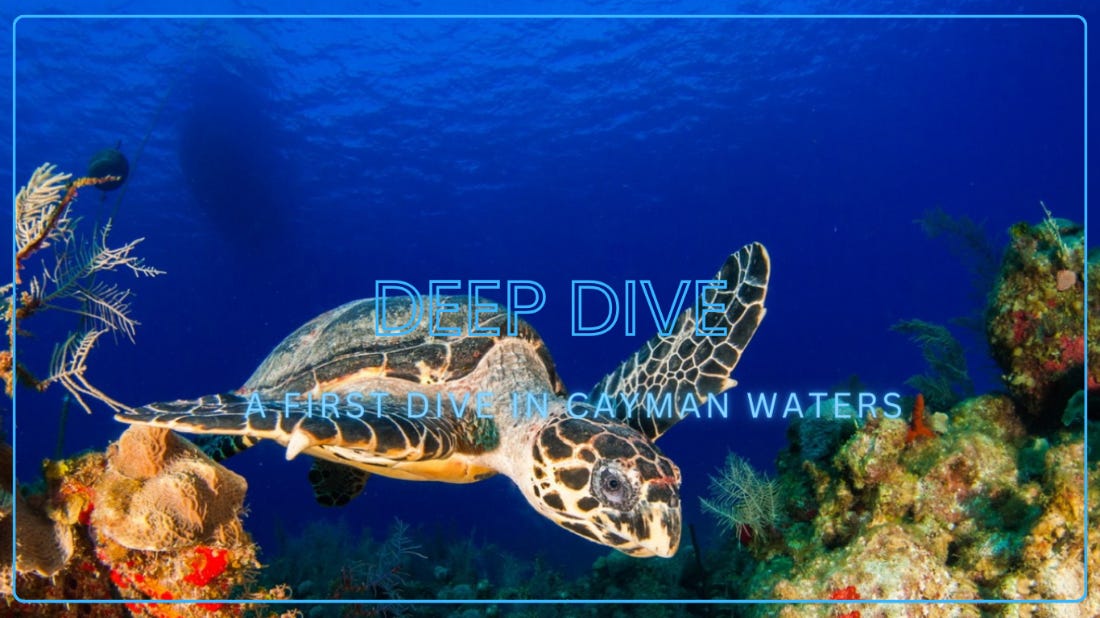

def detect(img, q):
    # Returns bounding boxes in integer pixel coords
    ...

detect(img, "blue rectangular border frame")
[8,10,1091,607]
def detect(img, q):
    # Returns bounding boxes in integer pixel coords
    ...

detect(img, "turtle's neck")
[458,338,570,483]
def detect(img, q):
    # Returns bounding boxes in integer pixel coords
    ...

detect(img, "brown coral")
[91,426,248,551]
[13,497,74,578]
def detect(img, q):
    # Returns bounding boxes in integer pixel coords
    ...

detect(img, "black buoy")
[87,146,129,191]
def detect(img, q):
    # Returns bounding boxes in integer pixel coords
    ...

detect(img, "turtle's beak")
[603,496,681,558]
[627,501,681,558]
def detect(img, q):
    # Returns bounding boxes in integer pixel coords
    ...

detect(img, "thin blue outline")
[6,10,1091,607]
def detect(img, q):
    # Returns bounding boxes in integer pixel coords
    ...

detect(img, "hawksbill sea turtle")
[116,243,769,558]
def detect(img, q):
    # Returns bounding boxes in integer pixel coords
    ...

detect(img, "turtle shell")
[242,296,566,396]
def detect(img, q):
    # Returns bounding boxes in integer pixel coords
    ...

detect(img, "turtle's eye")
[592,462,636,510]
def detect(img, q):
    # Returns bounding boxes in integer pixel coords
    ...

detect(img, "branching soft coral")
[700,453,779,545]
[3,162,164,412]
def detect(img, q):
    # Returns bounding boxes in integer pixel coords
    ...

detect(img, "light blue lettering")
[475,392,494,418]
[507,281,546,337]
[525,392,548,418]
[808,392,829,418]
[618,393,639,418]
[566,393,589,418]
[680,394,700,419]
[641,280,690,337]
[447,391,471,418]
[572,280,619,336]
[859,392,878,418]
[624,280,636,336]
[833,393,851,419]
[321,392,340,419]
[594,393,616,418]
[644,393,673,419]
[694,280,729,336]
[246,392,266,418]
[428,281,462,336]
[284,392,301,415]
[707,392,729,418]
[782,392,803,419]
[747,392,777,419]
[882,392,903,418]
[370,392,388,417]
[407,392,429,418]
[375,281,421,336]
[468,281,501,336]
[345,392,365,419]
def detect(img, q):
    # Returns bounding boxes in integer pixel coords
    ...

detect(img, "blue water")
[5,2,1088,578]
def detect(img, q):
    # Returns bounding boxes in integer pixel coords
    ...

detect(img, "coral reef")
[985,212,1094,420]
[689,209,1095,610]
[725,392,1096,615]
[3,162,163,412]
[3,426,286,616]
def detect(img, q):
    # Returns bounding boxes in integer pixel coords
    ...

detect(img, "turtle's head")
[525,416,681,558]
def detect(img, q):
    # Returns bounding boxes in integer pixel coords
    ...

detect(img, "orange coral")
[183,547,229,587]
[829,585,860,600]
[829,585,861,618]
[905,393,935,444]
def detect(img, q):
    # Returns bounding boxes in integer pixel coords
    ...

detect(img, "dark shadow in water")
[177,58,298,265]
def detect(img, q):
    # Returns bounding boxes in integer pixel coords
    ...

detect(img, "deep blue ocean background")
[3,1,1089,578]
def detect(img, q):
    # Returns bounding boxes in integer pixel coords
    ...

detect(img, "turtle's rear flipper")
[309,459,370,507]
[589,242,769,441]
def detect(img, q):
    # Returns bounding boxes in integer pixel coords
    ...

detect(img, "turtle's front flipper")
[115,393,283,434]
[116,393,463,463]
[115,394,272,460]
[190,435,260,462]
[589,242,770,441]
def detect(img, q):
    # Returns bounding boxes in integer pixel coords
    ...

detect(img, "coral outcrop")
[985,213,1094,420]
[736,393,1095,615]
[726,211,1094,609]
[4,427,284,617]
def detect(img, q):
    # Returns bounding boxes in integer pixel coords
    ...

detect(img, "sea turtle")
[116,242,769,558]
